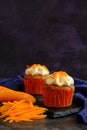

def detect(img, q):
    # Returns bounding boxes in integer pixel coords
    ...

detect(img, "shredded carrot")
[0,100,47,122]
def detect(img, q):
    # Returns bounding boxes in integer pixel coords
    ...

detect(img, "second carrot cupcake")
[24,64,50,95]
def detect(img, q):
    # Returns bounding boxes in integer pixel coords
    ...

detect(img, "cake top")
[25,64,49,76]
[46,71,74,86]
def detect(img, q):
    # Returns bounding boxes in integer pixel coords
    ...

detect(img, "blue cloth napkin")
[74,77,87,124]
[0,72,25,92]
[0,73,87,124]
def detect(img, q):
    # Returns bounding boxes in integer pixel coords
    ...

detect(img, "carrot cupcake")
[42,71,75,108]
[24,64,49,95]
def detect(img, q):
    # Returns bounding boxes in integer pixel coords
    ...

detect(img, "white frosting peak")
[25,64,49,76]
[46,71,74,86]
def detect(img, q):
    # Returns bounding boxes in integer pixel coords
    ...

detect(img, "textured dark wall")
[0,0,87,80]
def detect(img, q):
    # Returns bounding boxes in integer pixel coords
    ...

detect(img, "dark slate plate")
[45,104,81,118]
[34,94,82,119]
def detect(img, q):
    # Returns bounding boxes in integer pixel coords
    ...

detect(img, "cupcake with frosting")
[42,71,75,108]
[24,64,49,94]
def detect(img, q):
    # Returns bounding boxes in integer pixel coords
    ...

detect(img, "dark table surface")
[0,114,87,130]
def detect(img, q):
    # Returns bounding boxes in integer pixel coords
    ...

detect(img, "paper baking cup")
[24,78,46,94]
[42,89,74,108]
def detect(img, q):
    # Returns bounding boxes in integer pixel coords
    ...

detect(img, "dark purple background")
[0,0,87,80]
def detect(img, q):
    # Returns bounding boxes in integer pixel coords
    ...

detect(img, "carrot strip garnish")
[0,100,47,122]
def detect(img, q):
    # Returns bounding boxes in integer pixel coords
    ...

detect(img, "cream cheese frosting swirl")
[46,71,74,86]
[25,64,49,76]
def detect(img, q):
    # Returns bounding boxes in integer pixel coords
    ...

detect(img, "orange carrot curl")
[0,86,36,103]
[0,100,47,122]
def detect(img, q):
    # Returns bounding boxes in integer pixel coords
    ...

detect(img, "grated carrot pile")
[0,100,47,123]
